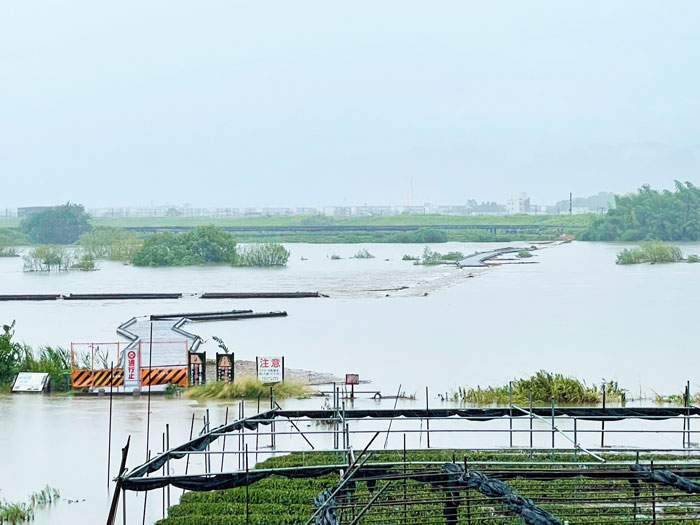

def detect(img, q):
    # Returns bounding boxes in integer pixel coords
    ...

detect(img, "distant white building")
[506,194,531,214]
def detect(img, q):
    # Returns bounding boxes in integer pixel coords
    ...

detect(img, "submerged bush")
[186,378,309,400]
[616,241,683,265]
[72,252,97,271]
[22,245,73,272]
[132,225,236,266]
[687,254,700,263]
[517,249,533,258]
[351,248,375,259]
[79,227,143,261]
[234,243,290,267]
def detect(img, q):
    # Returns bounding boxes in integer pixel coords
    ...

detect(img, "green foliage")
[0,486,59,524]
[417,246,463,265]
[0,245,18,257]
[186,378,310,400]
[392,227,447,243]
[0,322,71,390]
[615,241,683,265]
[517,249,533,258]
[71,252,96,271]
[402,254,419,260]
[0,322,30,386]
[234,243,290,267]
[351,248,375,259]
[78,227,143,261]
[452,370,627,405]
[22,245,73,272]
[20,203,92,244]
[582,181,700,241]
[687,254,699,263]
[329,254,341,260]
[131,225,236,266]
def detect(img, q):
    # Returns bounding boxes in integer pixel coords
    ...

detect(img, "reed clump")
[616,241,683,265]
[185,378,310,400]
[452,371,626,405]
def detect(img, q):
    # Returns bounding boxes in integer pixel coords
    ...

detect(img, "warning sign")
[124,348,140,389]
[345,374,360,385]
[216,352,234,383]
[257,356,283,383]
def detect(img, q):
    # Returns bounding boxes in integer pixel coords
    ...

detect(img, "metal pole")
[162,432,166,520]
[220,406,229,472]
[573,418,578,462]
[166,424,171,509]
[529,390,533,449]
[245,444,250,525]
[601,388,606,447]
[145,320,154,461]
[206,409,212,473]
[108,361,114,491]
[551,398,555,452]
[183,413,194,496]
[509,382,513,447]
[425,386,430,448]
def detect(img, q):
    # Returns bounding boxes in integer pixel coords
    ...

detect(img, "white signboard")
[12,372,50,393]
[124,348,140,388]
[257,356,283,383]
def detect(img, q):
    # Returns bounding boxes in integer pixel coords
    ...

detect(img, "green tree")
[131,225,237,266]
[582,181,700,241]
[0,322,30,385]
[20,203,92,244]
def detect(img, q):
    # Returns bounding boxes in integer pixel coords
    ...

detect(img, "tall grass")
[452,371,627,405]
[616,241,683,265]
[0,486,60,524]
[185,378,310,400]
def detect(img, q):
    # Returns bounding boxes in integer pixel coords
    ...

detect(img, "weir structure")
[113,387,700,524]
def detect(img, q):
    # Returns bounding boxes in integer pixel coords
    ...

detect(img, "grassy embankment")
[157,449,698,525]
[0,214,592,245]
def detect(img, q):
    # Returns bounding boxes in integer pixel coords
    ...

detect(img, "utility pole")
[569,192,573,215]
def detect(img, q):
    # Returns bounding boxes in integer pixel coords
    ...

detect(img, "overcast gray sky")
[1,1,699,208]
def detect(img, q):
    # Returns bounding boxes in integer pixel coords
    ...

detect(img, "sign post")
[256,356,284,384]
[345,373,360,400]
[216,353,234,383]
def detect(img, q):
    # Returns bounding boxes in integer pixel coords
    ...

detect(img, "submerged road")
[456,247,527,267]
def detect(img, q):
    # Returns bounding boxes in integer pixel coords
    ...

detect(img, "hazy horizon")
[2,1,699,209]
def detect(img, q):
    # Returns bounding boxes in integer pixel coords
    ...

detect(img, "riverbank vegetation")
[616,241,684,265]
[450,371,627,405]
[0,486,60,524]
[185,378,310,400]
[583,181,700,241]
[78,227,143,260]
[0,322,71,392]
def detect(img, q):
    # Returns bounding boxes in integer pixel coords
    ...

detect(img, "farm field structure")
[116,399,700,524]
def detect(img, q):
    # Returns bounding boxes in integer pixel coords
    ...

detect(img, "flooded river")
[1,241,700,523]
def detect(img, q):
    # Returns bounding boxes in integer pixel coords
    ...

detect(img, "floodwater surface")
[1,241,700,523]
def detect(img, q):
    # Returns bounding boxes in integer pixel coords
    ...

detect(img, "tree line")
[582,181,700,241]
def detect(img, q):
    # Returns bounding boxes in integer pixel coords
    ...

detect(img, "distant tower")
[569,192,573,215]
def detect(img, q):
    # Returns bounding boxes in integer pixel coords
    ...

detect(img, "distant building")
[17,206,51,218]
[506,194,531,214]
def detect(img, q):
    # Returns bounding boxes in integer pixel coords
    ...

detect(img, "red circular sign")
[127,350,136,359]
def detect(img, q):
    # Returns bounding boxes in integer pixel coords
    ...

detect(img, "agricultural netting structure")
[113,402,700,524]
